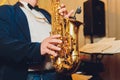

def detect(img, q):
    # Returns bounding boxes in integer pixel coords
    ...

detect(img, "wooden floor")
[72,74,92,80]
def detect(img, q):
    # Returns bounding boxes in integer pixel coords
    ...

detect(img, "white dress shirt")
[19,0,53,71]
[19,0,51,42]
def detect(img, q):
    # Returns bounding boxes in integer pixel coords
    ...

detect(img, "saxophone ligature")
[50,0,82,74]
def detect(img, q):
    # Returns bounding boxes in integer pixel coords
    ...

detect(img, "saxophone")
[50,0,81,74]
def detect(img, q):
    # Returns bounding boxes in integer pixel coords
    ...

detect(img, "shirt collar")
[27,3,39,11]
[19,0,39,11]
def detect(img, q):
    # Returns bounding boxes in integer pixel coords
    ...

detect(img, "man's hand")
[41,4,73,57]
[41,35,62,56]
[58,4,74,18]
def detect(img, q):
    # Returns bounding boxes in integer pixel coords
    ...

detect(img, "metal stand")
[88,53,104,80]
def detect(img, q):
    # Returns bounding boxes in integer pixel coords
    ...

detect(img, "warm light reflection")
[0,0,7,5]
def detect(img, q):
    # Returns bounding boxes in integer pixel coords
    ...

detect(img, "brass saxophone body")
[50,0,81,74]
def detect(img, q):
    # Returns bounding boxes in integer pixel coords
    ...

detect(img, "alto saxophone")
[50,0,81,74]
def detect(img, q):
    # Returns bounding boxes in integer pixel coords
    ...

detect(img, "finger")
[47,44,61,51]
[58,4,65,9]
[46,48,58,56]
[59,8,68,16]
[49,39,62,44]
[60,4,65,8]
[64,10,74,18]
[50,35,61,39]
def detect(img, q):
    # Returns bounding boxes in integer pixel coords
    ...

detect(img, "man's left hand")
[58,4,74,18]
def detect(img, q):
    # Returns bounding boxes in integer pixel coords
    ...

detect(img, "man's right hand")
[40,35,62,57]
